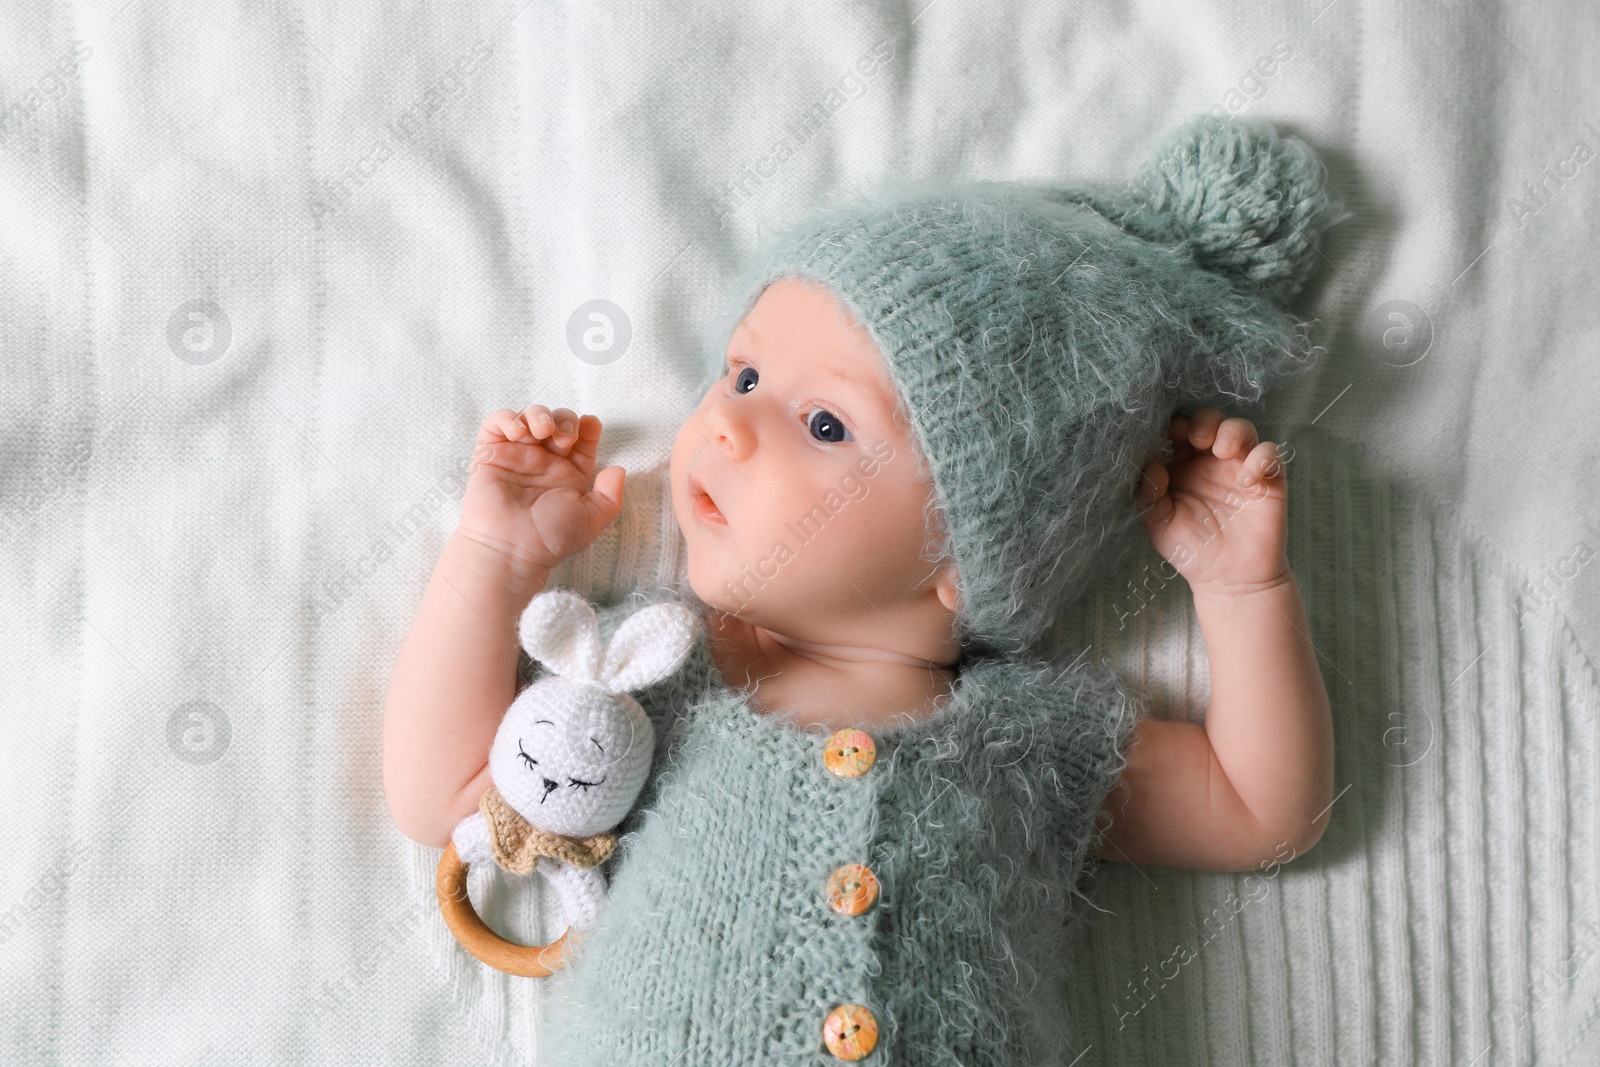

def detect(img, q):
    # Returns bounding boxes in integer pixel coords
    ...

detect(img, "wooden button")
[822,729,876,777]
[822,1003,878,1060]
[824,864,880,917]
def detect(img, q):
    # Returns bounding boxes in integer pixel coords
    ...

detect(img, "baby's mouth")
[689,475,727,526]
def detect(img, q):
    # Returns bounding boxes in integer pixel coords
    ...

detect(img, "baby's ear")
[934,567,962,614]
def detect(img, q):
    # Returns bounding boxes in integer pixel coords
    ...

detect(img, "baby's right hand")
[458,404,626,574]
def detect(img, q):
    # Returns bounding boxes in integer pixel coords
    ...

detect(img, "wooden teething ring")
[436,840,582,977]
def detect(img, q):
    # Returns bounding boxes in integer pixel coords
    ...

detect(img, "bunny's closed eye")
[572,743,606,790]
[517,720,558,771]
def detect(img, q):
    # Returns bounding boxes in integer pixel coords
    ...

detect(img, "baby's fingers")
[1238,441,1284,487]
[519,403,554,437]
[563,414,605,480]
[1183,408,1225,450]
[478,408,531,444]
[514,403,587,453]
[1212,417,1259,460]
[537,407,582,454]
[1136,463,1176,530]
[1135,458,1170,509]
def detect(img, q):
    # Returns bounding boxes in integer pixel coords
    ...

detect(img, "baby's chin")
[679,546,735,612]
[681,545,789,629]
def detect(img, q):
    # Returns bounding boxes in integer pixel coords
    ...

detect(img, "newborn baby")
[384,116,1338,1062]
[390,274,1332,855]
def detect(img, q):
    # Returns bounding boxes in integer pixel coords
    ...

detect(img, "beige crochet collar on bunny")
[478,786,619,876]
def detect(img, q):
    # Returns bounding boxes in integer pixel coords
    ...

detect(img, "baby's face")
[670,276,948,635]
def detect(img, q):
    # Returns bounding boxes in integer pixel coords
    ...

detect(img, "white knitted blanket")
[2,2,1595,1065]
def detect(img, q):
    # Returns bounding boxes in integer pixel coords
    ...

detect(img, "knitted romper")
[531,592,1143,1066]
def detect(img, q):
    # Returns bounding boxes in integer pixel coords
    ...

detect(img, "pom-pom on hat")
[703,116,1344,659]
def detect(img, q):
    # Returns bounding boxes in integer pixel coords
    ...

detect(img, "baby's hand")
[1134,407,1290,597]
[458,404,626,574]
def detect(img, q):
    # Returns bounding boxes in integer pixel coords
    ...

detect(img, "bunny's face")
[488,680,655,838]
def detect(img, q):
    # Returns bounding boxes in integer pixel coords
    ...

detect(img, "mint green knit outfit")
[534,592,1141,1065]
[532,116,1339,1063]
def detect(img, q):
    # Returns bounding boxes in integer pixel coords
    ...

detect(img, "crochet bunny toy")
[437,589,699,976]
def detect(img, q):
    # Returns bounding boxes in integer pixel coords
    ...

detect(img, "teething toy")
[435,589,698,976]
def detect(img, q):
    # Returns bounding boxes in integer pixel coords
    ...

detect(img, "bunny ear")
[518,590,602,682]
[596,602,700,694]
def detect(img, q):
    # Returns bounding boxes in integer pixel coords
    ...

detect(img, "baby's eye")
[568,776,604,792]
[732,363,758,394]
[728,359,853,445]
[517,739,538,770]
[807,408,852,444]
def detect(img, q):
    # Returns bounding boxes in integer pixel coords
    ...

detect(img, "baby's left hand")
[1135,407,1290,597]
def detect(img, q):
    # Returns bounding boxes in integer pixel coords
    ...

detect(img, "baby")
[384,116,1337,1063]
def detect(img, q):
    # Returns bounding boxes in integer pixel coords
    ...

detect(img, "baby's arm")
[1093,408,1334,872]
[382,530,549,848]
[382,404,624,849]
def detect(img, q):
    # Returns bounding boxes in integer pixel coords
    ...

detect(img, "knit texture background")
[5,3,1597,1064]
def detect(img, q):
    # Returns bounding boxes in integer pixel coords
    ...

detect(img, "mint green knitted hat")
[702,116,1341,658]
